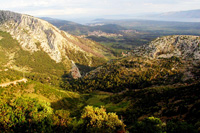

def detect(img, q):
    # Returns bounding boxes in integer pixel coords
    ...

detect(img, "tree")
[81,105,126,133]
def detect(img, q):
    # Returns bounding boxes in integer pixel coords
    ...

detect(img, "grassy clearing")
[86,94,108,106]
[0,80,81,110]
[85,91,130,113]
[105,100,130,112]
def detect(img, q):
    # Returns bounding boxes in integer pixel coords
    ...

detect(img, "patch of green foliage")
[63,56,183,93]
[104,82,200,132]
[0,31,70,78]
[0,96,71,132]
[0,95,127,132]
[0,31,19,49]
[0,50,7,65]
[15,50,67,76]
[0,31,19,65]
[66,48,106,69]
[0,68,22,83]
[81,105,126,133]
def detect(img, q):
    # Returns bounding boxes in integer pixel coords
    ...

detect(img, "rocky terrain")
[140,35,200,60]
[0,11,200,132]
[0,10,112,77]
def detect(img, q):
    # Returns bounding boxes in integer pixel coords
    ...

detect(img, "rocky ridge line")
[143,35,200,60]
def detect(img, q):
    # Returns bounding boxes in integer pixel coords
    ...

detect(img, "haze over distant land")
[139,9,200,22]
[0,0,200,23]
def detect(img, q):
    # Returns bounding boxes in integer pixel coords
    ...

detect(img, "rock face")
[146,35,200,60]
[71,61,81,79]
[0,10,110,78]
[0,11,65,62]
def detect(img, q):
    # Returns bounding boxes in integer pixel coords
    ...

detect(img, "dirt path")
[0,78,27,87]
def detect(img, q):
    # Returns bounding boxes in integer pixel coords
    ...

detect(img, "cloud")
[25,8,96,16]
[0,0,199,17]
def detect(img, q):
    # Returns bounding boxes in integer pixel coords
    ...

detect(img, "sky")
[0,0,200,22]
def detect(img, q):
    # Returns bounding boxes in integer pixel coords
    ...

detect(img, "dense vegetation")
[0,30,199,132]
[0,95,126,132]
[63,56,183,93]
[0,31,108,78]
[107,82,200,132]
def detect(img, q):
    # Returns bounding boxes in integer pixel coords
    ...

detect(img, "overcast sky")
[0,0,200,20]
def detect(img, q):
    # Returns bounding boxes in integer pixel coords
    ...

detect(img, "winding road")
[0,78,27,87]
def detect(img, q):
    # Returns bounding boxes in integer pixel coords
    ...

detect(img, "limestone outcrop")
[146,35,200,60]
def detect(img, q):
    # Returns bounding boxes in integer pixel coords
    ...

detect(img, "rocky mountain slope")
[0,10,112,77]
[144,35,200,60]
[0,16,200,132]
[71,35,200,92]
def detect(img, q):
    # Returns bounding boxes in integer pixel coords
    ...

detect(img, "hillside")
[65,35,199,91]
[0,10,113,77]
[0,12,200,133]
[58,35,200,132]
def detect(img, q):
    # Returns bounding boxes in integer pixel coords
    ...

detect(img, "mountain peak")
[0,10,64,62]
[0,10,111,78]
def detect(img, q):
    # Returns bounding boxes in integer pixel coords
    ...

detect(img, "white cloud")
[0,0,199,17]
[25,8,93,16]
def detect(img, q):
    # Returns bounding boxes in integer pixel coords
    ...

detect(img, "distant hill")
[136,9,200,22]
[42,17,126,35]
[155,9,200,18]
[41,17,90,35]
[93,19,200,35]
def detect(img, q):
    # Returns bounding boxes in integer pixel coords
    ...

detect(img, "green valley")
[0,10,200,133]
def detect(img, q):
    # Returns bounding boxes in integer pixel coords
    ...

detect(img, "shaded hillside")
[104,81,200,132]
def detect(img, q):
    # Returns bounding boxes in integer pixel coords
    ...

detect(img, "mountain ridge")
[0,11,200,132]
[145,35,200,60]
[0,10,112,77]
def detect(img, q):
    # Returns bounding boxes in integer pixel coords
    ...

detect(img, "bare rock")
[146,35,200,60]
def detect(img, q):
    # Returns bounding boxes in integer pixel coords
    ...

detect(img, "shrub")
[0,96,72,132]
[81,105,126,132]
[131,117,164,133]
